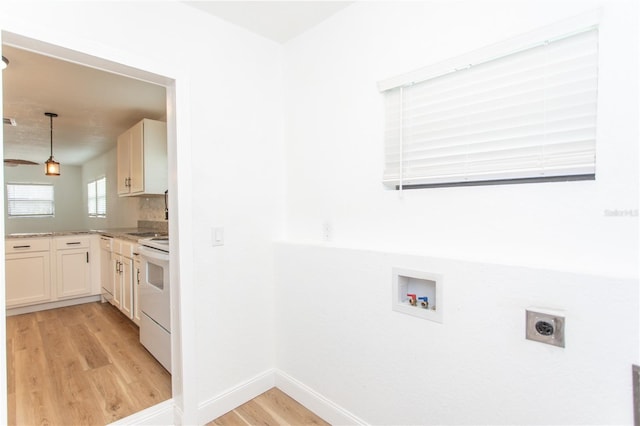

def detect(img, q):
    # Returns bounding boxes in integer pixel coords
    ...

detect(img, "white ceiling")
[2,45,166,167]
[184,1,353,43]
[1,1,352,168]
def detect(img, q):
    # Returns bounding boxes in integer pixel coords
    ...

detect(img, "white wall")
[4,164,84,234]
[278,0,639,424]
[1,1,285,423]
[275,243,638,425]
[283,0,638,278]
[82,147,138,230]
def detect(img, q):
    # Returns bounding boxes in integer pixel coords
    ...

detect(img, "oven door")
[138,245,170,333]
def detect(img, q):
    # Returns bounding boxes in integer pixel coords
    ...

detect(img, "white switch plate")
[211,227,224,246]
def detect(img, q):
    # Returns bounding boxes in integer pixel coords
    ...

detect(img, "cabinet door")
[112,254,122,309]
[133,257,141,326]
[120,257,134,319]
[117,129,131,195]
[6,251,52,307]
[56,248,92,299]
[129,121,144,194]
[100,247,113,300]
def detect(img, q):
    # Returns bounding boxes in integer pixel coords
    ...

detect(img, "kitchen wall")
[82,147,167,230]
[4,164,84,234]
[278,0,638,424]
[5,145,177,234]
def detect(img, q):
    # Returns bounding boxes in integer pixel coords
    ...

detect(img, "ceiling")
[183,1,353,44]
[1,1,352,168]
[2,45,166,167]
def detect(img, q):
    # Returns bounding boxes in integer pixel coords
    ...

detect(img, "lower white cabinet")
[5,238,52,307]
[112,238,135,320]
[5,235,98,309]
[55,236,92,299]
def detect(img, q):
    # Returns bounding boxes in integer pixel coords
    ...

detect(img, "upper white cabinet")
[117,118,167,196]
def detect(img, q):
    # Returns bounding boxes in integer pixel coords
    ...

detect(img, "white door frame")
[0,27,198,425]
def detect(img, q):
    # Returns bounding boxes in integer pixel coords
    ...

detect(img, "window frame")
[6,182,55,218]
[378,12,600,190]
[87,176,107,218]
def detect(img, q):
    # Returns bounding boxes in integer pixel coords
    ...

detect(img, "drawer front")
[5,238,51,253]
[55,236,90,250]
[119,240,134,257]
[99,236,113,251]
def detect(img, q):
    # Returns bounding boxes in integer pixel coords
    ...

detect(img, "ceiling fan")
[3,117,39,167]
[4,159,40,167]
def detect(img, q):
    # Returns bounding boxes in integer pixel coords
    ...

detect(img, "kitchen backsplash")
[137,196,167,222]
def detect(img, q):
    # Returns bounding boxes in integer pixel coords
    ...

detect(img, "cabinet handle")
[66,242,81,245]
[136,270,140,284]
[12,245,31,249]
[86,252,89,263]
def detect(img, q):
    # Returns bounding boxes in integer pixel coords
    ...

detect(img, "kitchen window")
[378,17,599,190]
[88,177,106,217]
[6,183,55,217]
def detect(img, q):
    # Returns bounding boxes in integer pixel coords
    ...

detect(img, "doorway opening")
[1,30,187,424]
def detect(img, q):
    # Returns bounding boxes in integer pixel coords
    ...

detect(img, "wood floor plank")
[87,364,137,424]
[255,388,329,426]
[38,317,84,374]
[126,379,172,409]
[7,391,16,426]
[211,409,249,426]
[207,388,330,426]
[14,348,62,425]
[10,313,40,351]
[6,337,15,394]
[234,400,277,426]
[67,322,111,370]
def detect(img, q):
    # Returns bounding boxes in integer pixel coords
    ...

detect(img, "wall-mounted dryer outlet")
[526,309,565,348]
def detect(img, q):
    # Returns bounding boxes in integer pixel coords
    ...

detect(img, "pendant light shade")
[44,112,60,176]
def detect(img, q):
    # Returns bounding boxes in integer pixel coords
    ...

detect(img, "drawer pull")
[12,245,31,249]
[66,242,81,245]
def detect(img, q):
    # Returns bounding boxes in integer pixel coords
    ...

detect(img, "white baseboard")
[110,369,365,425]
[197,369,276,424]
[6,295,102,316]
[109,399,176,425]
[275,369,368,426]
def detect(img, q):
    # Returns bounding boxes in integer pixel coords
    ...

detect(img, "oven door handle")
[138,245,170,261]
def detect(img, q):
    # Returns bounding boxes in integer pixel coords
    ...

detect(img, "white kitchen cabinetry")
[5,238,52,307]
[117,118,167,196]
[113,238,135,319]
[55,236,92,299]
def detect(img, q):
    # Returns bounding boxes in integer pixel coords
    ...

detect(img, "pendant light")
[44,112,60,176]
[1,56,8,70]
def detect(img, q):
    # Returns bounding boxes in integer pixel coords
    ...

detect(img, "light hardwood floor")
[6,301,171,425]
[209,388,329,426]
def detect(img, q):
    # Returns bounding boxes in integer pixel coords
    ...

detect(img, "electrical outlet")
[211,227,224,247]
[322,221,332,242]
[526,309,565,348]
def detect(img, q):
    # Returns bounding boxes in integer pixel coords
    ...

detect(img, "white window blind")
[380,26,599,189]
[7,183,55,217]
[88,177,106,217]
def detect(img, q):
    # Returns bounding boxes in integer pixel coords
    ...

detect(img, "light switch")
[211,227,224,246]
